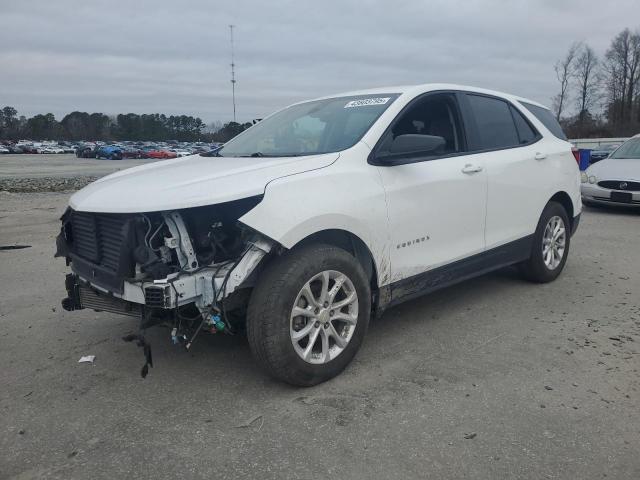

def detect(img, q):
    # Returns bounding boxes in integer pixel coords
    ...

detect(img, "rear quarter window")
[520,101,567,140]
[509,105,539,145]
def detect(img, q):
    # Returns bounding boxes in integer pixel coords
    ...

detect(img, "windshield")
[218,94,399,157]
[609,138,640,159]
[599,144,619,151]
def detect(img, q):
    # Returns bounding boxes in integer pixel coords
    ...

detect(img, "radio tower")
[229,24,237,123]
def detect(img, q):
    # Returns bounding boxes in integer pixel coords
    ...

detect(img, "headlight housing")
[581,172,588,183]
[588,175,597,184]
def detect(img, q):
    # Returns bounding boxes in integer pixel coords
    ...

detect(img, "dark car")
[20,144,39,154]
[75,145,97,158]
[589,144,620,164]
[121,146,143,159]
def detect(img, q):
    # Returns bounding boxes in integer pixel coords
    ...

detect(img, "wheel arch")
[291,229,379,291]
[548,191,575,227]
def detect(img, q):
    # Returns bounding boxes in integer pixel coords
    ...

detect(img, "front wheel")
[519,201,571,283]
[247,244,371,386]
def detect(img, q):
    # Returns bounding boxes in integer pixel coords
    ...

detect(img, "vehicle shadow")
[370,266,521,332]
[582,203,640,216]
[133,265,524,390]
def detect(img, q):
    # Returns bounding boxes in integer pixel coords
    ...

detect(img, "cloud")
[0,0,637,122]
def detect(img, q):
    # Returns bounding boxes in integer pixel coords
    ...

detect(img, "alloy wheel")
[542,215,566,270]
[289,270,359,364]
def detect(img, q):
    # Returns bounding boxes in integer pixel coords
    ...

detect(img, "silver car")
[581,134,640,208]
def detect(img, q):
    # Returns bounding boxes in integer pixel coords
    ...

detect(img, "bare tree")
[553,42,580,120]
[603,28,640,125]
[574,44,600,126]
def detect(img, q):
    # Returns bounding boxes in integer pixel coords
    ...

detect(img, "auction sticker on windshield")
[344,97,391,108]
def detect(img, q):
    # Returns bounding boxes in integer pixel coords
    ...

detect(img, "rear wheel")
[519,201,570,283]
[247,244,371,386]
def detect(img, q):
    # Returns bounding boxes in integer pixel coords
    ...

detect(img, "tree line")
[553,27,640,138]
[0,107,253,143]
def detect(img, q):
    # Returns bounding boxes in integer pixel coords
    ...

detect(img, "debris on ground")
[464,432,477,439]
[236,414,264,429]
[78,355,96,364]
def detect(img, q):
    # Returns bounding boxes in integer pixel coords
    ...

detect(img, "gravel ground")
[0,154,161,192]
[0,176,98,193]
[0,188,639,479]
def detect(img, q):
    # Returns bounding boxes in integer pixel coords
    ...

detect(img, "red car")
[146,149,177,159]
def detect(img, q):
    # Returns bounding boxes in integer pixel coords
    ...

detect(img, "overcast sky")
[1,0,638,123]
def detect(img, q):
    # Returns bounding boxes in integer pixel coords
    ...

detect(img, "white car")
[56,84,581,385]
[0,145,10,154]
[581,134,640,208]
[171,149,193,157]
[38,146,65,154]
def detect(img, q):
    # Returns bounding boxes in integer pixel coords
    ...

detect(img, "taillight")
[571,147,580,164]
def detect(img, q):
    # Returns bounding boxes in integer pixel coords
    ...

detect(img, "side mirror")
[388,134,445,156]
[375,134,446,165]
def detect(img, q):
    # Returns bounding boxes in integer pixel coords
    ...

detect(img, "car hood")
[587,158,640,181]
[70,153,339,213]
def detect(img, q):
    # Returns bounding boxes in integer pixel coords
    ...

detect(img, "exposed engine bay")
[55,196,276,374]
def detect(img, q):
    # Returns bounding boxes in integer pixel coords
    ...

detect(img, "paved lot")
[0,187,639,479]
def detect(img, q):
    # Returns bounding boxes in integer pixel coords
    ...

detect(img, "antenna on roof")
[229,24,237,123]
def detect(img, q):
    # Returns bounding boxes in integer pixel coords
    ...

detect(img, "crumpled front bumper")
[61,237,274,316]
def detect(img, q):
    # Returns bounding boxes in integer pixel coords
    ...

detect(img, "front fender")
[239,146,391,286]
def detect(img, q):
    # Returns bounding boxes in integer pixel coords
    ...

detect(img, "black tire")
[519,201,571,283]
[246,243,371,386]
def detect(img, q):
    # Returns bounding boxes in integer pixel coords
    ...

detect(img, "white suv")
[57,84,581,385]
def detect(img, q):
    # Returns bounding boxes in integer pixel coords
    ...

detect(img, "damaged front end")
[56,196,276,372]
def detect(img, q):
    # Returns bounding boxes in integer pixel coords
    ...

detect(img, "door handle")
[535,152,547,160]
[461,164,483,174]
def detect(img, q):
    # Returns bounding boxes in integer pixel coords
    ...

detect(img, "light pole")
[229,24,237,123]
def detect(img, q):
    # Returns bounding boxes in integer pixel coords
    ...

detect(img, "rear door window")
[520,101,567,140]
[466,94,520,150]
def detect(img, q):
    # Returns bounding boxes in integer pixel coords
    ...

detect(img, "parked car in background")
[57,142,77,154]
[95,145,123,160]
[7,144,26,154]
[21,144,39,154]
[200,144,224,157]
[38,145,65,154]
[0,145,9,154]
[121,146,144,159]
[76,145,97,158]
[589,143,620,164]
[57,84,580,385]
[171,149,192,157]
[582,134,640,208]
[146,148,177,159]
